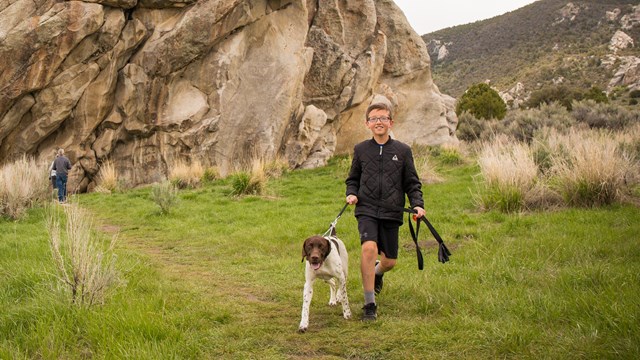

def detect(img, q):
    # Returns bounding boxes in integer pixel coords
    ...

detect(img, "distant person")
[48,150,58,190]
[52,148,72,203]
[345,101,425,321]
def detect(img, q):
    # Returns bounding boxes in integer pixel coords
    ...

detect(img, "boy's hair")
[366,102,393,120]
[57,148,64,156]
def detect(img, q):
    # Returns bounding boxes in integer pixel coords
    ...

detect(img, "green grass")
[1,157,639,359]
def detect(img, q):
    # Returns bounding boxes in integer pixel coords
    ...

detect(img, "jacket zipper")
[378,144,383,217]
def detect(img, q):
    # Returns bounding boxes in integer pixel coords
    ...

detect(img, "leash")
[323,202,349,237]
[356,195,451,269]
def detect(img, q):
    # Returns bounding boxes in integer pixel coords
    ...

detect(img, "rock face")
[0,0,458,190]
[609,30,635,53]
[608,56,640,91]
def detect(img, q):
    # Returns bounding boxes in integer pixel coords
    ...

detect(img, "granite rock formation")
[0,0,458,190]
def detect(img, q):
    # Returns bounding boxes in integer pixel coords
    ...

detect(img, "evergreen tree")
[455,83,507,120]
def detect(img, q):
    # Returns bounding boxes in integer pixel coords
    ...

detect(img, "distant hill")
[421,0,640,104]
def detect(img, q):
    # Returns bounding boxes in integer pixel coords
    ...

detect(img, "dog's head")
[301,235,331,271]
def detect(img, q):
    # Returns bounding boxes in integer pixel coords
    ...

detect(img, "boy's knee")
[361,241,377,257]
[381,258,396,270]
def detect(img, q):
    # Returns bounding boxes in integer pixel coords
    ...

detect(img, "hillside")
[421,0,640,104]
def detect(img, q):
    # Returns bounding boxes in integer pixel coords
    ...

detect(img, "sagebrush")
[46,203,120,306]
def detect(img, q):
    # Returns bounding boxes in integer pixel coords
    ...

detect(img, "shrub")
[438,144,465,165]
[150,181,179,214]
[455,83,507,120]
[583,86,608,104]
[169,160,204,189]
[572,100,639,130]
[548,129,637,207]
[0,156,50,219]
[46,203,120,307]
[94,159,119,193]
[456,111,486,141]
[501,102,575,143]
[525,85,583,110]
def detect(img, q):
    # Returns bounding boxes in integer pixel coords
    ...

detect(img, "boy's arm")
[345,149,361,197]
[403,148,424,209]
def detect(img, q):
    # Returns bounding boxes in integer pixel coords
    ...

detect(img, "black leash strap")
[357,195,451,268]
[323,203,349,237]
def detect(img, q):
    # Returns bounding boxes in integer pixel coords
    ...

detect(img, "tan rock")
[1,0,458,189]
[0,2,104,116]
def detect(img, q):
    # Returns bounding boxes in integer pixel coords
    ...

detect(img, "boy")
[345,102,425,320]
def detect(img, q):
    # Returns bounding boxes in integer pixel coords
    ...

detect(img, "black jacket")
[346,138,424,223]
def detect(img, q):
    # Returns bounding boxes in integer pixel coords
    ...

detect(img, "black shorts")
[357,215,400,259]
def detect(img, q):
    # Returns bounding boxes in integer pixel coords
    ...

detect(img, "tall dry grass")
[264,155,290,179]
[414,156,444,184]
[476,137,544,212]
[46,203,120,306]
[230,156,269,196]
[476,126,639,211]
[94,159,119,193]
[169,159,204,189]
[0,156,50,219]
[548,129,638,207]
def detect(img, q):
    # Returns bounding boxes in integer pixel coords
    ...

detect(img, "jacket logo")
[392,155,398,161]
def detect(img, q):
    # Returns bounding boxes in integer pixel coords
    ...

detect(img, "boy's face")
[365,109,393,136]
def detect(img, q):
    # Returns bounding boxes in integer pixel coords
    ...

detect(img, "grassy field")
[1,156,639,359]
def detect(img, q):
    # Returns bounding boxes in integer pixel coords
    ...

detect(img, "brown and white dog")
[298,230,351,333]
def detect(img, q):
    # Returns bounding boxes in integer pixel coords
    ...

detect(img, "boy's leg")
[361,241,378,294]
[358,216,380,320]
[374,221,399,294]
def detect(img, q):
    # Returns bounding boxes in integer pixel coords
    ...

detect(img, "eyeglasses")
[367,116,391,124]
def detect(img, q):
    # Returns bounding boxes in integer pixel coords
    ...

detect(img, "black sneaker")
[362,303,377,321]
[374,260,384,295]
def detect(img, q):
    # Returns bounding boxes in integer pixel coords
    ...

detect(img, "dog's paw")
[298,326,308,333]
[343,311,352,320]
[328,300,338,306]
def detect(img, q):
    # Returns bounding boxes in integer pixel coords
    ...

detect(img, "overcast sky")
[394,0,540,35]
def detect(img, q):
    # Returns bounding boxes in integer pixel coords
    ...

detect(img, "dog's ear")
[301,238,310,262]
[323,238,332,258]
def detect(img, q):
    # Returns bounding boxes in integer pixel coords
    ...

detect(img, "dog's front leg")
[327,278,338,306]
[338,272,351,319]
[298,279,314,333]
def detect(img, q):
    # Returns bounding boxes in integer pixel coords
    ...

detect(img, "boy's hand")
[413,206,425,219]
[346,195,358,205]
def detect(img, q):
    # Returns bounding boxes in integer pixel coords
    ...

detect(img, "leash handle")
[357,195,451,265]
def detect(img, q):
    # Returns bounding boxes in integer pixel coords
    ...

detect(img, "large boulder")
[0,0,458,190]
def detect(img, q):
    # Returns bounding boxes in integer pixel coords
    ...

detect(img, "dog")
[298,228,351,333]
